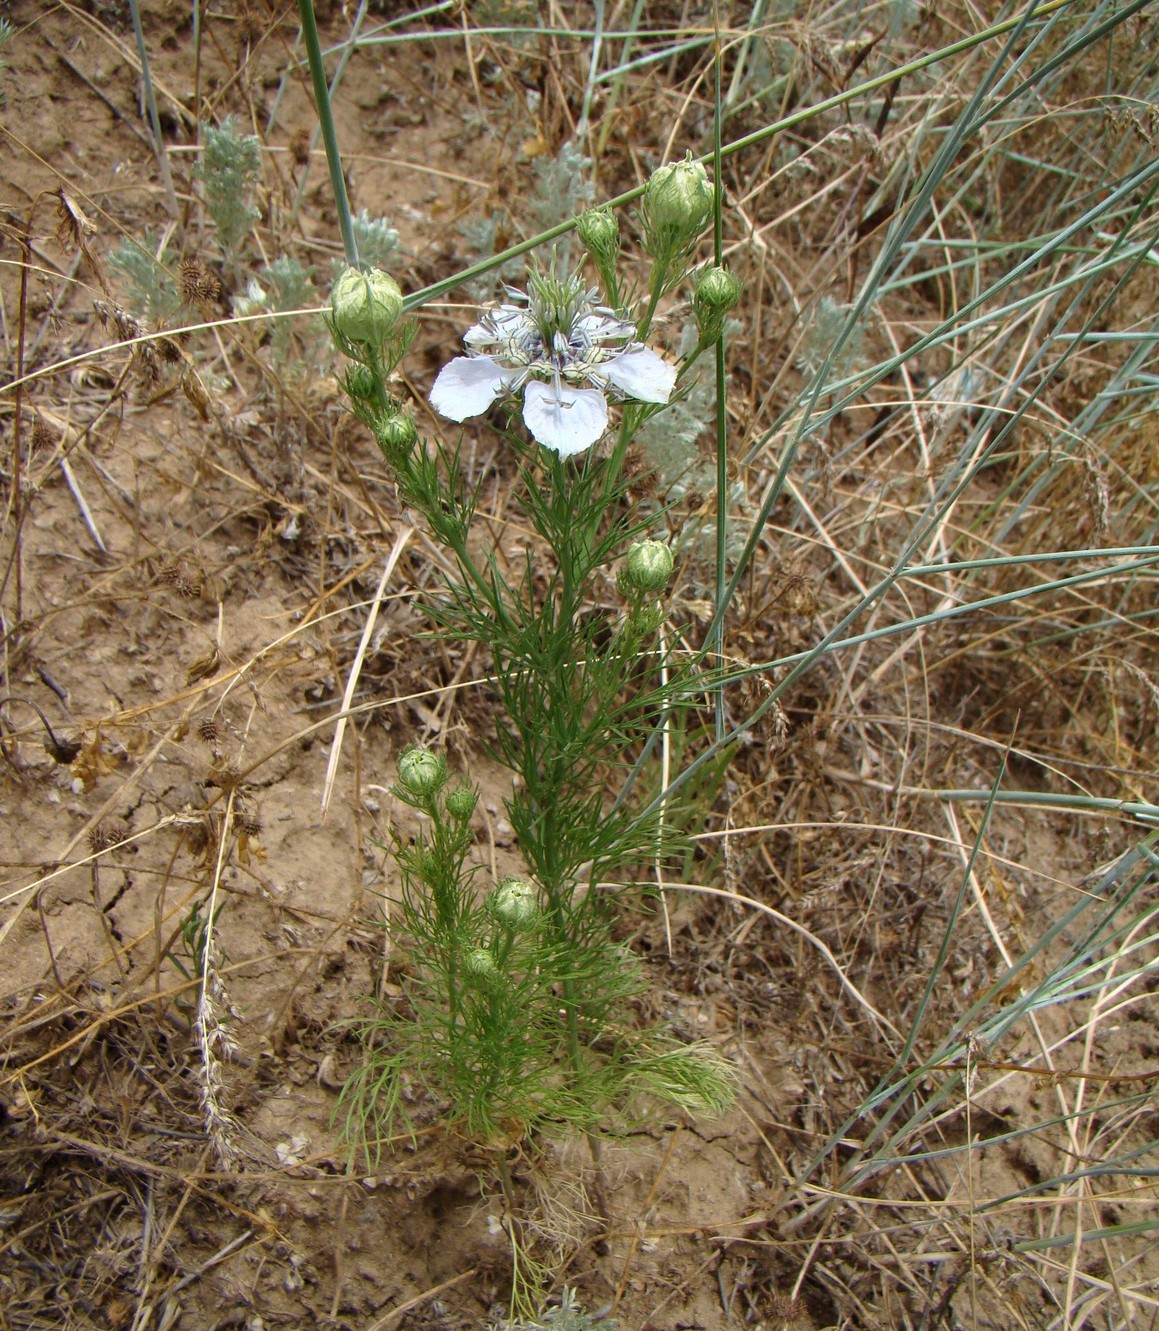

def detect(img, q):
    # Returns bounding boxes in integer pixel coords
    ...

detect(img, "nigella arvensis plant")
[429,265,677,457]
[333,161,740,1180]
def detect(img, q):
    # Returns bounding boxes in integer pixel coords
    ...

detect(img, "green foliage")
[528,142,596,260]
[469,0,539,49]
[335,244,736,1157]
[233,256,316,373]
[460,142,596,298]
[796,293,867,380]
[0,18,13,108]
[197,116,262,264]
[349,207,400,269]
[107,233,181,326]
[458,212,525,300]
[634,321,750,572]
[506,1287,616,1331]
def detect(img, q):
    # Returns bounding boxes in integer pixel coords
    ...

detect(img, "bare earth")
[2,4,1157,1330]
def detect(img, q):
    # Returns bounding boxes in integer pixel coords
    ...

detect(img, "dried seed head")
[55,189,98,258]
[181,366,213,422]
[766,1293,801,1324]
[198,716,225,748]
[157,336,184,365]
[185,645,221,686]
[94,299,144,345]
[289,127,311,168]
[235,807,263,837]
[32,418,61,451]
[179,258,221,308]
[89,819,132,854]
[207,759,242,791]
[156,558,204,599]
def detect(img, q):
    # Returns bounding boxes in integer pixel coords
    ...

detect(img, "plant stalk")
[297,0,358,266]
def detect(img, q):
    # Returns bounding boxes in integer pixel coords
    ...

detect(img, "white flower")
[429,268,676,457]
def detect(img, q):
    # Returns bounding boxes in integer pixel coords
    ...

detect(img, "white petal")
[462,321,493,349]
[464,304,528,350]
[429,356,510,422]
[522,380,608,457]
[576,310,633,343]
[599,346,677,404]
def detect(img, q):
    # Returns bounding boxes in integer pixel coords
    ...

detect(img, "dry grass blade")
[0,1,1156,1327]
[320,523,414,816]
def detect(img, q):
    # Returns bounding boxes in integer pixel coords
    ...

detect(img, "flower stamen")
[429,265,676,457]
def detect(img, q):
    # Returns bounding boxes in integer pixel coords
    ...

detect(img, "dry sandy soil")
[2,4,1157,1330]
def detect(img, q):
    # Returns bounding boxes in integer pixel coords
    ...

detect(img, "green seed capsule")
[643,155,714,257]
[624,539,675,595]
[463,947,498,979]
[693,265,742,344]
[444,785,478,821]
[331,266,403,347]
[486,877,538,931]
[396,744,446,797]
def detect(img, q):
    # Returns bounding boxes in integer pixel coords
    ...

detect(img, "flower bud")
[345,363,380,404]
[642,154,714,259]
[414,847,439,885]
[693,265,742,345]
[623,539,675,595]
[463,947,498,980]
[627,602,665,636]
[331,265,403,347]
[396,744,446,798]
[486,877,538,931]
[374,411,418,462]
[576,206,620,284]
[444,785,478,822]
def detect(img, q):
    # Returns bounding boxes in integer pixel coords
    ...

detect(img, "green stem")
[127,0,179,217]
[399,0,1129,316]
[711,45,727,745]
[297,0,358,267]
[636,261,668,341]
[540,459,588,1088]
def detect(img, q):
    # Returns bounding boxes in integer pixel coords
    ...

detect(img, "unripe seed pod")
[374,411,418,460]
[444,785,478,822]
[331,266,403,347]
[576,206,620,276]
[693,265,742,344]
[643,155,714,256]
[463,947,498,980]
[624,539,675,595]
[627,602,665,636]
[396,744,446,798]
[486,877,538,931]
[345,363,379,404]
